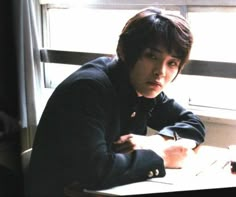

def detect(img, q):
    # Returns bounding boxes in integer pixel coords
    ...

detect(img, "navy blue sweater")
[27,56,205,197]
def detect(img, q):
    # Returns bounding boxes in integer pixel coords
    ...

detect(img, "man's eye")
[146,52,157,60]
[169,61,179,67]
[151,55,157,60]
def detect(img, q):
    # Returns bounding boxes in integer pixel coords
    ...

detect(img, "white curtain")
[13,0,43,148]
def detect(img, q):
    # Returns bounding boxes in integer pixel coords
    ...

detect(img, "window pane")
[187,76,236,111]
[47,8,139,53]
[44,63,80,88]
[165,74,236,111]
[189,7,236,63]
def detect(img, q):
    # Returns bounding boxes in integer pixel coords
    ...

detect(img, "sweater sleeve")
[147,92,206,145]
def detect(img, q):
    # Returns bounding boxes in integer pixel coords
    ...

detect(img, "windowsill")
[188,105,236,126]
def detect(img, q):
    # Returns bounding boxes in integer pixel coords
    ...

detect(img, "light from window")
[42,5,236,113]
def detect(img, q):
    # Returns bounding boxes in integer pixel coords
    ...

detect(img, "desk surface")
[67,145,236,196]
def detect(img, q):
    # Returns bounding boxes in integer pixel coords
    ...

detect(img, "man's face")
[130,47,181,98]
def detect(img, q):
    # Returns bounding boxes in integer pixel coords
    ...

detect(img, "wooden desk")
[65,145,236,196]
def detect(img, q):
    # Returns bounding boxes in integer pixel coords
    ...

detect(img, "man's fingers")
[113,141,134,153]
[113,134,133,144]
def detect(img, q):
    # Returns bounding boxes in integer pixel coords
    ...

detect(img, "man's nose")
[153,63,167,77]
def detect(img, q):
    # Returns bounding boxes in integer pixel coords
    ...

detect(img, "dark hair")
[116,7,193,73]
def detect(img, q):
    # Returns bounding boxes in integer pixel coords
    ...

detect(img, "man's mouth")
[148,81,162,88]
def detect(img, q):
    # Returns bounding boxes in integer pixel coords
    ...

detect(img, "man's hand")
[157,140,196,168]
[113,133,196,169]
[113,133,165,153]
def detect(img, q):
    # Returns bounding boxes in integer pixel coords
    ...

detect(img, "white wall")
[202,121,236,148]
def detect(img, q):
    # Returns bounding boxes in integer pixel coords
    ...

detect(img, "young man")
[27,7,206,197]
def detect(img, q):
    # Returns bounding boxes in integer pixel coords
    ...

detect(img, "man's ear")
[171,73,179,82]
[172,66,183,82]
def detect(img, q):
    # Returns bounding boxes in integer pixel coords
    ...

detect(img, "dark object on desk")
[228,145,236,174]
[230,161,236,173]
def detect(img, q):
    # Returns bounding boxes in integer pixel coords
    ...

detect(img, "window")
[43,7,140,88]
[189,7,236,62]
[39,0,236,123]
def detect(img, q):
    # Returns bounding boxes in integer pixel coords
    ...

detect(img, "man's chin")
[142,91,161,99]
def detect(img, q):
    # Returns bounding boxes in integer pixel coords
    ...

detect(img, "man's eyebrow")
[149,47,162,53]
[149,47,181,59]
